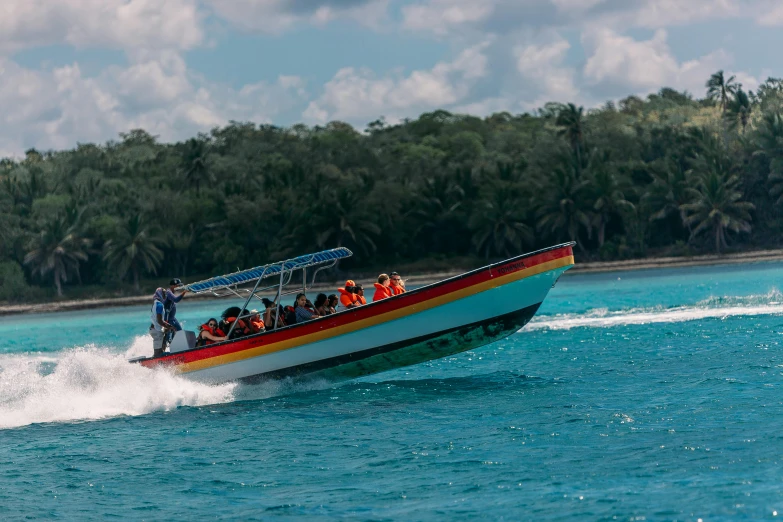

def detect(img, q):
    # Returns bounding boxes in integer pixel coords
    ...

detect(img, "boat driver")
[165,278,189,332]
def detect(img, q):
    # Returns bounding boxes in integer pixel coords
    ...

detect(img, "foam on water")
[528,290,783,331]
[0,335,339,430]
[0,346,237,430]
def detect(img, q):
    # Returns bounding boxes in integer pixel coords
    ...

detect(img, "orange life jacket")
[250,319,264,333]
[338,287,357,308]
[356,295,367,305]
[225,317,250,336]
[373,283,392,302]
[391,284,405,295]
[198,324,226,346]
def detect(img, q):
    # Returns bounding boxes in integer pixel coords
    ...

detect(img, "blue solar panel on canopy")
[184,247,353,294]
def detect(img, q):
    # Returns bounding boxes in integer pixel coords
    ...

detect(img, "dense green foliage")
[4,72,783,298]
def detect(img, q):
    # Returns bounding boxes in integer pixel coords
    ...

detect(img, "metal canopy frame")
[179,247,352,335]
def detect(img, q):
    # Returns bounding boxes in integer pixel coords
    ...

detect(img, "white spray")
[527,290,783,331]
[0,343,236,430]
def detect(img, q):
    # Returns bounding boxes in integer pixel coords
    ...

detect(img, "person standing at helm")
[165,278,188,332]
[150,287,174,358]
[338,280,362,309]
[389,272,406,295]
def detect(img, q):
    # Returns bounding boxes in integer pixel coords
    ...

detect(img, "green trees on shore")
[3,71,783,298]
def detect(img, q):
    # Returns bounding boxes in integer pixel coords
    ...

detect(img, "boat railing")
[181,248,351,337]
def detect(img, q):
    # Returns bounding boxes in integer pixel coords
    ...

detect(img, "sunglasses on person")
[208,322,217,327]
[392,278,401,281]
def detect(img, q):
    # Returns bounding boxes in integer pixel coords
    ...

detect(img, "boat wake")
[0,337,334,430]
[527,290,783,331]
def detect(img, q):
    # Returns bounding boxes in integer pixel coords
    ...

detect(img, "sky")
[1,0,782,156]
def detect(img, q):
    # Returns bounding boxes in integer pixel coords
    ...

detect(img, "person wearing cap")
[389,272,406,295]
[149,287,174,357]
[338,280,363,309]
[248,309,265,333]
[165,278,189,332]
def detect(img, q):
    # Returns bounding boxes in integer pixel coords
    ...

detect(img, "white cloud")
[582,28,733,97]
[754,0,783,25]
[515,37,578,107]
[402,0,494,35]
[206,0,389,33]
[0,54,308,155]
[401,0,746,36]
[303,42,490,124]
[0,0,203,54]
[598,0,739,28]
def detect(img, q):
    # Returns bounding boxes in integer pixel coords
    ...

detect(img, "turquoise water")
[1,264,782,520]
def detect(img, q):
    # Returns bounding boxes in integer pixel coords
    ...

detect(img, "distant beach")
[2,248,783,317]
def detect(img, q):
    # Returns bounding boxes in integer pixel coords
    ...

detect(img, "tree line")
[2,70,783,300]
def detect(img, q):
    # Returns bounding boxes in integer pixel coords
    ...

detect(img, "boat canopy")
[184,247,353,295]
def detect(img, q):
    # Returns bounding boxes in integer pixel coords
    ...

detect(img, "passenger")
[294,293,318,323]
[355,284,367,305]
[390,271,406,295]
[373,274,393,301]
[248,309,265,333]
[314,293,331,315]
[263,300,287,328]
[327,294,339,314]
[149,287,174,358]
[197,318,227,346]
[277,305,289,327]
[165,278,188,332]
[221,306,251,339]
[284,305,297,325]
[261,298,276,326]
[338,280,362,309]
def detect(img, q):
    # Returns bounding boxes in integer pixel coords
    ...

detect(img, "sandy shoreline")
[2,249,782,317]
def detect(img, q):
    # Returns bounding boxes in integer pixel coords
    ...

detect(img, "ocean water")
[0,264,782,520]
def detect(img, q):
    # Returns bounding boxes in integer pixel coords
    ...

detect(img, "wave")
[527,290,783,331]
[0,333,340,430]
[0,347,236,430]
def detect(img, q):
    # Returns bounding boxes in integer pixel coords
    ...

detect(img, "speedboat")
[131,243,575,383]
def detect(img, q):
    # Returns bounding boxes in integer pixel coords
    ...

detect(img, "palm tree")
[181,138,211,195]
[103,215,166,291]
[535,163,592,248]
[642,158,693,232]
[306,185,382,257]
[681,164,754,254]
[555,104,585,172]
[469,184,533,258]
[725,89,752,132]
[410,174,465,254]
[24,218,90,297]
[753,111,783,203]
[587,153,634,247]
[706,70,738,112]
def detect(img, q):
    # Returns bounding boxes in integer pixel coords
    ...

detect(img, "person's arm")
[202,331,227,342]
[156,313,172,330]
[155,302,172,329]
[168,289,187,303]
